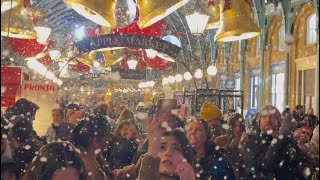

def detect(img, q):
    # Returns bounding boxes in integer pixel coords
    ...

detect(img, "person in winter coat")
[10,117,42,176]
[215,113,246,179]
[185,119,235,179]
[199,101,225,141]
[45,108,64,143]
[239,105,316,179]
[138,114,195,180]
[1,161,19,180]
[21,141,87,180]
[58,103,86,142]
[292,104,306,127]
[72,114,144,180]
[106,121,138,169]
[305,108,319,129]
[72,114,112,180]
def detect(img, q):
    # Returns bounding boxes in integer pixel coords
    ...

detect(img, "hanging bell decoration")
[205,0,220,29]
[1,0,21,12]
[64,0,116,28]
[137,0,190,29]
[1,5,37,39]
[214,0,260,42]
[75,51,98,67]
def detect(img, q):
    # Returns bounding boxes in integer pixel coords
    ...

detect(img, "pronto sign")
[75,34,182,59]
[21,81,58,136]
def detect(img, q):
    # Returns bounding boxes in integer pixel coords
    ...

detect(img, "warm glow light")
[194,69,203,79]
[34,27,51,45]
[27,58,39,69]
[186,12,209,35]
[45,71,55,80]
[162,77,169,85]
[127,58,138,70]
[207,65,217,76]
[49,50,61,60]
[168,76,175,84]
[175,74,183,82]
[183,72,192,81]
[75,26,85,41]
[145,49,157,59]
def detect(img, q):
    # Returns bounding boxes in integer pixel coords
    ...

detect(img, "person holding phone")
[138,113,195,180]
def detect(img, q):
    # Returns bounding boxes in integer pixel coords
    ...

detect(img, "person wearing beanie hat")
[199,101,225,141]
[239,105,315,179]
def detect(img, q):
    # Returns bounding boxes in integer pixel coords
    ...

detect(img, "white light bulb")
[207,65,217,76]
[145,49,157,59]
[175,74,183,82]
[194,69,203,79]
[183,72,192,81]
[168,76,175,84]
[162,77,169,85]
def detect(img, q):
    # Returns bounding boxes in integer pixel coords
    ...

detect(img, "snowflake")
[40,157,47,162]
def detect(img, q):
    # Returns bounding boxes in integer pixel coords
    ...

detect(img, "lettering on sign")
[75,34,182,59]
[23,83,56,91]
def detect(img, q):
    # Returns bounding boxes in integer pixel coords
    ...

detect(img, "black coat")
[193,142,236,180]
[239,133,317,180]
[106,136,138,169]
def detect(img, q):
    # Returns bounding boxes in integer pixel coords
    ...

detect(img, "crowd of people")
[1,97,319,180]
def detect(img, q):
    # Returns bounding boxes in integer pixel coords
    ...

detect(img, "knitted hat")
[199,101,222,122]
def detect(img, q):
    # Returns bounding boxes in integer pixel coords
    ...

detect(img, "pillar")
[239,40,246,91]
[282,0,293,109]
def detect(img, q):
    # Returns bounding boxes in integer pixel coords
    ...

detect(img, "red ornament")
[69,60,91,73]
[87,27,98,37]
[113,6,163,38]
[37,53,52,67]
[5,37,46,58]
[143,52,173,70]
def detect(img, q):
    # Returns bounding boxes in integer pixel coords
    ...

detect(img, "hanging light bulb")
[194,69,203,79]
[175,74,183,82]
[162,77,169,85]
[185,0,209,35]
[49,50,61,60]
[168,75,175,84]
[145,49,157,59]
[183,72,192,81]
[207,65,217,76]
[127,58,138,70]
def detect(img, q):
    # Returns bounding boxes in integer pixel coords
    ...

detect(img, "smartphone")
[156,99,178,115]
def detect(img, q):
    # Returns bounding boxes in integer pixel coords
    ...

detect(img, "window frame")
[249,67,260,109]
[306,13,317,44]
[278,24,285,51]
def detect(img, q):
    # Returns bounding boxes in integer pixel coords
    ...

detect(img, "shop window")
[306,14,317,44]
[270,63,285,112]
[278,25,285,51]
[235,78,241,91]
[271,73,285,112]
[250,75,259,109]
